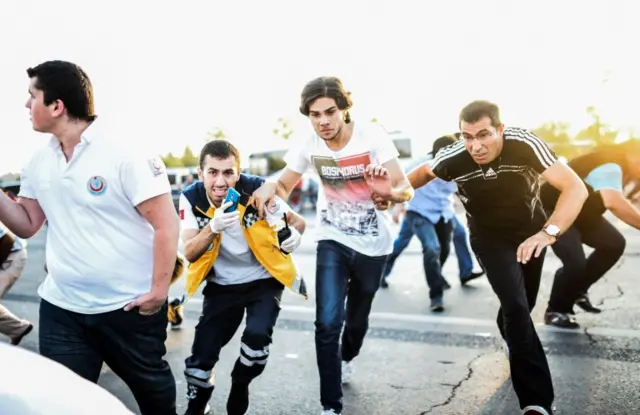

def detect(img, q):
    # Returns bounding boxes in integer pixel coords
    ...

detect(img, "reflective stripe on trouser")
[184,367,214,389]
[231,341,270,383]
[184,368,215,413]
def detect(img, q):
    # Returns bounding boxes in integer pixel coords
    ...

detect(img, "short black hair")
[199,140,241,170]
[432,134,459,156]
[27,60,96,122]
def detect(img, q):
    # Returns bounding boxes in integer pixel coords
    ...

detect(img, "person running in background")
[0,219,31,345]
[381,134,484,311]
[539,139,640,328]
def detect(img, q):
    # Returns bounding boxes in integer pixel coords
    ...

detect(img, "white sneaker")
[322,410,341,415]
[341,360,355,384]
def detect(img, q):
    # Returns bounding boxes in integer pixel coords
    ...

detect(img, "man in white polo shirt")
[0,60,180,414]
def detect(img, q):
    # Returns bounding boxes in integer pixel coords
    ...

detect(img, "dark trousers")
[470,234,554,411]
[383,212,453,299]
[39,299,176,415]
[547,217,626,312]
[315,240,388,413]
[184,278,283,395]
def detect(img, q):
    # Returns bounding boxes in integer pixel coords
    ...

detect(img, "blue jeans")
[383,211,452,299]
[383,214,476,286]
[452,216,474,278]
[315,240,387,413]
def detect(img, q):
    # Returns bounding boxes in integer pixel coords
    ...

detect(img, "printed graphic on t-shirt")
[312,152,379,237]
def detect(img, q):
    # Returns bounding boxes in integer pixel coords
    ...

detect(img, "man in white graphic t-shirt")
[251,76,413,415]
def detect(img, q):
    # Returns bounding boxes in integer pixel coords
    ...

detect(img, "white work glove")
[276,222,302,253]
[209,201,239,234]
[280,227,302,253]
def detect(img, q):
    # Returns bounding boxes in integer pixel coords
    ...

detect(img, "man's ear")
[50,99,65,118]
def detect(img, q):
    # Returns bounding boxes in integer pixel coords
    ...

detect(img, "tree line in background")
[161,118,294,168]
[160,107,635,168]
[531,106,630,160]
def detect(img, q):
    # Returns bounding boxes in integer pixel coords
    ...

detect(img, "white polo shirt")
[19,121,172,314]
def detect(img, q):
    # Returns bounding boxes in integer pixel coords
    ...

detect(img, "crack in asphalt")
[596,278,625,307]
[419,352,490,415]
[593,258,626,307]
[583,327,598,346]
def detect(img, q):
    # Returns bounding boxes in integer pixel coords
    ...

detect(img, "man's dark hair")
[199,140,241,170]
[432,134,459,156]
[26,60,96,122]
[459,100,501,128]
[300,77,353,122]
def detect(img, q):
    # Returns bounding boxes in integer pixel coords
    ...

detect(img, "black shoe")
[11,323,33,346]
[168,297,185,330]
[380,277,389,288]
[184,384,213,415]
[460,271,484,286]
[430,297,444,312]
[544,311,580,329]
[575,294,602,314]
[441,278,451,290]
[226,382,250,415]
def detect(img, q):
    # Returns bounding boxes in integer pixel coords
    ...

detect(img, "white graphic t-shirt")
[284,122,399,257]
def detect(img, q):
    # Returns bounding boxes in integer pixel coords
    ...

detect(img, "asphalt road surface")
[3,213,640,414]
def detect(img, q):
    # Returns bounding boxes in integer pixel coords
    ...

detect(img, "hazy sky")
[1,0,638,173]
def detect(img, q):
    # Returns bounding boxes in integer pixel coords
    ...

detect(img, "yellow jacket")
[175,175,307,300]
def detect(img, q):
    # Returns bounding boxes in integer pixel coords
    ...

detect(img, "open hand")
[516,231,556,264]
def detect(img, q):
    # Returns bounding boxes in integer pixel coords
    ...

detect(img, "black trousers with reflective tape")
[184,277,283,392]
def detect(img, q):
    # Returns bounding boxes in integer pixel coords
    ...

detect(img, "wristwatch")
[542,224,560,240]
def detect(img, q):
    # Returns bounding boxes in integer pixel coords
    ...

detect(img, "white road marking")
[183,299,640,339]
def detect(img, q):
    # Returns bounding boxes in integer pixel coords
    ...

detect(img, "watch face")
[546,225,560,236]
